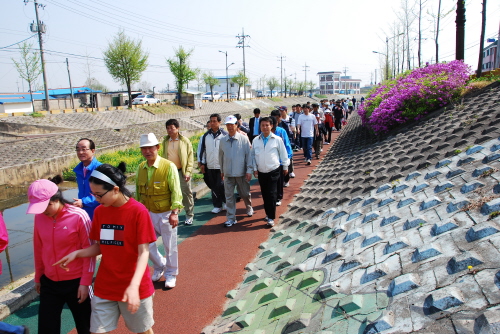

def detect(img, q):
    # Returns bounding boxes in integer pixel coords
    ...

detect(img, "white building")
[318,71,361,95]
[205,76,246,97]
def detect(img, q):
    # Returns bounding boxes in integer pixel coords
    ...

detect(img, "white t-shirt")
[297,113,318,138]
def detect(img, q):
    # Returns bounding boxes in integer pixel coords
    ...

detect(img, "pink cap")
[26,179,58,214]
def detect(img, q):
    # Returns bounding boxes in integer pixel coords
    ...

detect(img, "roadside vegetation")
[63,132,204,181]
[358,60,471,135]
[141,104,188,114]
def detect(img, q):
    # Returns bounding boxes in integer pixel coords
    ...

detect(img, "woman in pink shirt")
[27,176,94,334]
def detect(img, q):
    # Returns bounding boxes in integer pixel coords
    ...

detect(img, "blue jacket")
[274,127,293,159]
[73,157,102,220]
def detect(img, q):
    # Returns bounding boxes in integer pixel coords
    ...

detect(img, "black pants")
[258,167,280,220]
[205,168,225,208]
[277,165,284,201]
[324,122,333,142]
[344,110,349,120]
[38,275,91,334]
[334,118,342,131]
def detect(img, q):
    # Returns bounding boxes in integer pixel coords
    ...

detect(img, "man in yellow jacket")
[162,119,195,226]
[136,133,183,289]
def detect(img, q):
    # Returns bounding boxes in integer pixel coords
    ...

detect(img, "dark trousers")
[38,275,91,334]
[258,167,280,220]
[301,137,313,160]
[334,118,342,131]
[277,165,284,200]
[324,122,333,142]
[345,110,349,120]
[313,139,322,158]
[205,168,225,208]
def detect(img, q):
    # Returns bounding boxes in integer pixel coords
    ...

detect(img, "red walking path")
[72,133,337,334]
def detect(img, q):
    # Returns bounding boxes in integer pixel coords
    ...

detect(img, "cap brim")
[225,122,237,124]
[26,199,50,214]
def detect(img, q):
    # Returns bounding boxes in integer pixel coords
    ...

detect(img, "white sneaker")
[184,218,193,225]
[224,220,236,227]
[324,142,329,145]
[151,268,164,282]
[247,208,254,216]
[264,216,269,222]
[284,182,290,187]
[165,275,176,288]
[267,219,275,227]
[290,172,295,178]
[222,203,227,211]
[211,207,222,214]
[276,200,282,206]
[307,159,311,165]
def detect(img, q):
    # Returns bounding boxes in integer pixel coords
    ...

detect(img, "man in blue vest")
[72,138,102,220]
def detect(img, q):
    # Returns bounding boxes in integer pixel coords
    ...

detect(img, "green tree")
[167,46,196,105]
[203,72,219,101]
[307,81,315,96]
[266,77,279,97]
[84,77,108,92]
[12,42,42,113]
[284,77,293,97]
[295,81,307,96]
[103,31,148,108]
[231,70,249,100]
[193,68,204,91]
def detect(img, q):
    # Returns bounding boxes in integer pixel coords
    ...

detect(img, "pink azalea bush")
[358,60,471,135]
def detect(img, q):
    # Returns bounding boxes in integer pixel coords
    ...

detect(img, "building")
[317,71,361,95]
[482,41,498,71]
[205,76,247,98]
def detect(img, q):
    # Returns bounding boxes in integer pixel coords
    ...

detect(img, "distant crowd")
[13,96,364,334]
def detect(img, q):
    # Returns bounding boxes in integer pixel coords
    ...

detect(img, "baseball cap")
[225,115,237,124]
[27,179,59,214]
[278,106,287,111]
[140,133,159,147]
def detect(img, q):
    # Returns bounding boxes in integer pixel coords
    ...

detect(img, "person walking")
[270,110,293,202]
[280,106,296,178]
[297,104,318,165]
[218,115,253,227]
[54,163,156,334]
[323,108,333,144]
[352,96,357,110]
[136,133,183,289]
[162,119,195,226]
[333,100,344,131]
[197,114,227,214]
[27,177,94,334]
[248,108,261,143]
[72,138,102,220]
[251,117,290,227]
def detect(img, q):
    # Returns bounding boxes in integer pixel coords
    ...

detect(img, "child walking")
[54,163,156,334]
[27,176,94,334]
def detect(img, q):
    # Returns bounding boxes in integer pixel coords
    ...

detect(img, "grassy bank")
[63,132,204,181]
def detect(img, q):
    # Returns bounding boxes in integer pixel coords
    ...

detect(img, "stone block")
[346,212,362,222]
[360,265,387,284]
[363,310,395,333]
[423,286,465,315]
[406,171,421,181]
[251,278,273,293]
[419,197,442,211]
[392,184,409,193]
[446,199,470,213]
[430,220,459,236]
[387,273,420,297]
[481,198,500,215]
[473,166,494,177]
[50,109,60,114]
[259,248,275,258]
[460,181,485,193]
[244,270,263,284]
[362,211,379,224]
[412,243,442,263]
[474,269,500,304]
[467,145,484,155]
[339,295,363,314]
[378,198,395,208]
[425,170,442,180]
[284,265,306,280]
[267,252,285,265]
[380,215,400,227]
[343,230,362,243]
[465,222,500,242]
[297,271,323,290]
[434,181,455,193]
[397,198,416,209]
[436,159,452,168]
[362,198,377,207]
[339,259,361,273]
[308,244,326,258]
[234,313,255,328]
[322,249,343,265]
[474,306,500,333]
[226,290,237,299]
[258,287,283,304]
[446,169,465,179]
[223,300,247,316]
[245,263,256,271]
[317,283,339,300]
[282,313,312,334]
[446,251,484,275]
[482,152,500,163]
[361,232,384,248]
[269,299,296,318]
[404,217,427,230]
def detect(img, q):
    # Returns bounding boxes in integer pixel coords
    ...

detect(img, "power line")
[0,34,37,49]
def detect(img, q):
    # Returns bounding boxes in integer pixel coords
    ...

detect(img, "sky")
[1,0,499,93]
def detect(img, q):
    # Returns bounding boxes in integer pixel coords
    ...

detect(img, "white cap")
[225,115,237,124]
[140,133,159,147]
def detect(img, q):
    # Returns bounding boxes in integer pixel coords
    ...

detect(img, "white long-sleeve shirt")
[251,133,290,173]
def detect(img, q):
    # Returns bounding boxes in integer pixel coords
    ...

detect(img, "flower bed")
[358,60,471,135]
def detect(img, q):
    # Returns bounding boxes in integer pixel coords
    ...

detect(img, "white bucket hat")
[140,133,159,147]
[225,115,237,124]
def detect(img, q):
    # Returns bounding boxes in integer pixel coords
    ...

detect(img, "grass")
[269,97,282,102]
[63,132,205,181]
[314,94,328,98]
[24,112,44,117]
[141,104,189,114]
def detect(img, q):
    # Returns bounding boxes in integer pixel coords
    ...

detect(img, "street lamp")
[372,50,387,81]
[219,50,234,102]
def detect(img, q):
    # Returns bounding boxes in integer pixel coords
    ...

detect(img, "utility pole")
[66,58,75,109]
[277,54,285,97]
[27,0,50,111]
[342,67,349,94]
[455,0,466,60]
[236,28,250,100]
[302,63,310,83]
[476,0,487,78]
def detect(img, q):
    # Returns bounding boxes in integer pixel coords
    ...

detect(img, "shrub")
[314,94,328,98]
[358,60,471,135]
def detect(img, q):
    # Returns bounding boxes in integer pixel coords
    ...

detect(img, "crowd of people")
[15,97,364,334]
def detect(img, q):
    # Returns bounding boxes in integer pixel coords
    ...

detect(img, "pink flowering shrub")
[358,60,471,135]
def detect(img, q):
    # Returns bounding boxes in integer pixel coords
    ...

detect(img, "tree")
[284,77,293,97]
[295,81,307,96]
[203,72,219,101]
[307,81,315,97]
[12,42,42,113]
[103,31,148,108]
[427,0,453,63]
[266,77,279,97]
[84,77,108,92]
[135,81,152,92]
[231,70,249,100]
[476,0,487,78]
[193,69,204,92]
[167,46,197,105]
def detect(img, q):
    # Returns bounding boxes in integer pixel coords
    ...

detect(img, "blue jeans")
[301,137,313,160]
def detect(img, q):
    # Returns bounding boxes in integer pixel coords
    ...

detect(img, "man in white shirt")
[251,117,290,227]
[297,104,318,165]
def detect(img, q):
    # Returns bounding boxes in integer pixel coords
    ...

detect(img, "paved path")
[5,132,339,333]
